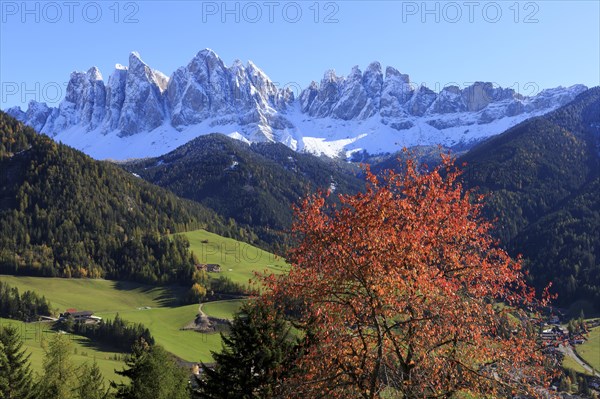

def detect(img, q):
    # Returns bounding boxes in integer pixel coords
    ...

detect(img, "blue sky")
[1,0,599,109]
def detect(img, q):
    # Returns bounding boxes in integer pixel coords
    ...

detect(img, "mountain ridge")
[6,49,587,160]
[122,133,365,249]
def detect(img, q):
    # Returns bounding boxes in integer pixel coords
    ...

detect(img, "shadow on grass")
[112,280,188,308]
[69,334,127,356]
[47,323,128,355]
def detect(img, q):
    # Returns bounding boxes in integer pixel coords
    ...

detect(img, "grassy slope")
[0,276,214,362]
[0,275,184,312]
[0,318,124,383]
[178,229,288,287]
[562,354,590,375]
[0,230,285,363]
[576,326,600,371]
[99,305,222,363]
[202,299,245,320]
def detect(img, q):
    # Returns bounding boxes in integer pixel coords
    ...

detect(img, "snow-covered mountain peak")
[86,67,103,81]
[363,62,384,99]
[231,59,244,69]
[348,66,362,80]
[246,60,270,78]
[366,61,383,73]
[153,71,169,93]
[196,48,219,59]
[189,48,225,71]
[385,66,409,83]
[128,51,145,69]
[6,49,589,160]
[128,53,152,77]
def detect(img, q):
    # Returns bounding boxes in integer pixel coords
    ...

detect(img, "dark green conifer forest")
[0,112,250,284]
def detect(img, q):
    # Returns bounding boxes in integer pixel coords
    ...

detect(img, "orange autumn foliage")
[261,155,555,399]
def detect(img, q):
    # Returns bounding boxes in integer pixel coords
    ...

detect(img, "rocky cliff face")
[7,49,588,159]
[166,49,294,142]
[117,52,167,136]
[103,65,128,132]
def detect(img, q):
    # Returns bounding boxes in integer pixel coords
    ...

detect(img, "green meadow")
[178,229,288,287]
[202,299,245,320]
[562,353,590,375]
[0,276,230,363]
[576,325,600,372]
[0,231,283,365]
[0,275,183,312]
[99,304,222,363]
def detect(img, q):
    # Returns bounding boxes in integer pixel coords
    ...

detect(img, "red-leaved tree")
[261,155,555,399]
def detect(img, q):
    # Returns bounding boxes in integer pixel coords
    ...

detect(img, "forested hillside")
[0,112,248,284]
[513,177,599,312]
[124,134,364,250]
[459,87,600,311]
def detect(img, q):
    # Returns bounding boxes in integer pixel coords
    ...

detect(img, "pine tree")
[567,319,575,335]
[0,341,11,396]
[38,333,78,399]
[76,362,110,399]
[0,325,34,399]
[559,376,570,392]
[112,339,188,399]
[194,301,298,399]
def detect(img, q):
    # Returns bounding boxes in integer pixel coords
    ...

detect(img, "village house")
[195,264,222,273]
[540,325,568,343]
[58,309,101,324]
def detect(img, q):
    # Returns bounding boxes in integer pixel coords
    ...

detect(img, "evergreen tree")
[38,333,78,399]
[112,339,188,399]
[195,301,298,399]
[65,313,154,353]
[567,319,575,335]
[0,282,54,322]
[0,341,9,397]
[559,376,570,393]
[0,325,34,399]
[124,133,364,251]
[76,362,110,399]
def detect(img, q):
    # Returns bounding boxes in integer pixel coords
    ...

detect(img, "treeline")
[208,276,247,297]
[186,271,249,304]
[60,313,154,352]
[0,280,54,321]
[3,232,199,285]
[0,111,252,285]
